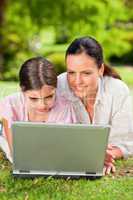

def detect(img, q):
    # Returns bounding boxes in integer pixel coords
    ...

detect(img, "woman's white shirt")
[57,72,133,158]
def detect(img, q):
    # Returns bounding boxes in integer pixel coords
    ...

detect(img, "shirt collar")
[95,77,104,105]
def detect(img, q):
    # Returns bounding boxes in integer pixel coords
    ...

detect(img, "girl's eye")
[68,71,75,75]
[46,95,53,100]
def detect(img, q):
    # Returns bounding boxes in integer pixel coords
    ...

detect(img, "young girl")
[0,56,77,162]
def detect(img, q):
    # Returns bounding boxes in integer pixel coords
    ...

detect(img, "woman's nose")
[75,74,82,85]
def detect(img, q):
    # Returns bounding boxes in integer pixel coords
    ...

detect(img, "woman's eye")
[83,72,92,75]
[29,97,38,101]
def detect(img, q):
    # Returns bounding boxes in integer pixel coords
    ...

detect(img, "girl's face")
[24,85,56,115]
[66,53,104,101]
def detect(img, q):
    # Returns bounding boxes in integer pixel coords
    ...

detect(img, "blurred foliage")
[0,0,38,80]
[115,67,133,86]
[0,0,133,80]
[47,52,66,75]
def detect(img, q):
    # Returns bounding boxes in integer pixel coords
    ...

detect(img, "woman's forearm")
[111,146,124,159]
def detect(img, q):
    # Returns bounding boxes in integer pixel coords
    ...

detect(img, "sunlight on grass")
[114,67,133,86]
[0,82,19,99]
[0,149,133,200]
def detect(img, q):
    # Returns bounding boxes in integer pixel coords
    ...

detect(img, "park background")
[0,0,133,199]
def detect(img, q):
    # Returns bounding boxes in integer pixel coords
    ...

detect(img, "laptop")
[11,122,110,178]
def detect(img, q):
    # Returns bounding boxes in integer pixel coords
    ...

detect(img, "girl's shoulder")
[0,92,25,112]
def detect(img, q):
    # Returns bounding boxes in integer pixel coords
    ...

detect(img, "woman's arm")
[110,88,133,156]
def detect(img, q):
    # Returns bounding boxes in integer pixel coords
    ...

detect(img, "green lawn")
[114,66,133,86]
[0,150,133,200]
[0,82,19,100]
[0,67,133,199]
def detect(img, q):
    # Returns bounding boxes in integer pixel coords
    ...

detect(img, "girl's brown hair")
[19,57,57,91]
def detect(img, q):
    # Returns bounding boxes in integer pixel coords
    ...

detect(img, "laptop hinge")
[86,172,96,175]
[19,170,30,173]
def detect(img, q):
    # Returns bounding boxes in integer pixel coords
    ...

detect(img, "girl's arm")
[2,118,12,153]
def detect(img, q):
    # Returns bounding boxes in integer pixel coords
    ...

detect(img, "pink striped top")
[0,91,79,135]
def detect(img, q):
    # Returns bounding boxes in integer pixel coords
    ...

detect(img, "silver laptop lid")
[11,122,110,177]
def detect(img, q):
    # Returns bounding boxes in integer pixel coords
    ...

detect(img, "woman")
[57,36,133,174]
[0,56,78,162]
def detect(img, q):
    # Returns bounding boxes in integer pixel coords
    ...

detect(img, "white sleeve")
[109,91,133,158]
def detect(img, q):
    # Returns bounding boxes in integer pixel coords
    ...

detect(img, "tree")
[0,0,7,78]
[1,0,133,80]
[1,0,38,80]
[20,0,133,58]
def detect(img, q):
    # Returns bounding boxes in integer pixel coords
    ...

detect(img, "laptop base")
[12,170,103,180]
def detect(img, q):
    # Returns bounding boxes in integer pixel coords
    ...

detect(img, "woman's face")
[24,85,56,115]
[66,53,104,101]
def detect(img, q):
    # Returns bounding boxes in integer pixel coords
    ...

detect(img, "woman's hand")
[104,144,116,175]
[104,144,124,175]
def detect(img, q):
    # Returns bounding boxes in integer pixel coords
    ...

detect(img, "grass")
[0,82,19,100]
[114,66,133,86]
[0,150,133,200]
[0,66,133,199]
